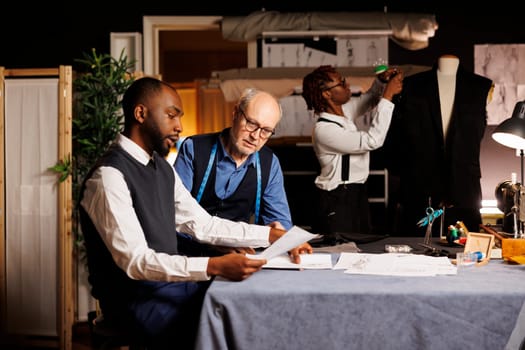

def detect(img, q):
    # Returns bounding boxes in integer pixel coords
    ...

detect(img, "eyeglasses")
[323,77,347,91]
[239,109,275,139]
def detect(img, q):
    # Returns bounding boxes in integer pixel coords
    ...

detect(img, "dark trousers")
[101,280,211,350]
[313,182,370,241]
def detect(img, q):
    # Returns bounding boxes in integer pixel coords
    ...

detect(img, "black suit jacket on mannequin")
[386,63,493,236]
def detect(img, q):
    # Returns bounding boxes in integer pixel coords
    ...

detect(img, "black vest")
[79,144,177,303]
[187,129,273,224]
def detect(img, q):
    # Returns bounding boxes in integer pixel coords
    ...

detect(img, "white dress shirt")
[313,80,394,191]
[80,134,271,282]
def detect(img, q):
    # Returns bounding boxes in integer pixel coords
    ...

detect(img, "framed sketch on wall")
[474,44,525,125]
[336,37,388,67]
[260,31,389,68]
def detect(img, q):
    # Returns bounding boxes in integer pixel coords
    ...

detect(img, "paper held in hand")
[247,225,321,260]
[246,226,328,269]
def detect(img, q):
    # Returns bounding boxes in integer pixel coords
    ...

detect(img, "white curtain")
[5,79,58,336]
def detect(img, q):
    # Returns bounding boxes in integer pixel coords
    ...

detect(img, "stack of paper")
[334,253,457,276]
[262,253,333,270]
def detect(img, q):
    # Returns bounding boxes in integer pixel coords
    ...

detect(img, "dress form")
[437,55,459,140]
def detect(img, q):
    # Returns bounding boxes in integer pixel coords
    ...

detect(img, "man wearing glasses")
[174,88,292,256]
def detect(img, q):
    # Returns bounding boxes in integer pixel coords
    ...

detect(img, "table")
[195,237,525,350]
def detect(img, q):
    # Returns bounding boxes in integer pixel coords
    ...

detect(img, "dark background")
[2,2,523,72]
[2,2,522,233]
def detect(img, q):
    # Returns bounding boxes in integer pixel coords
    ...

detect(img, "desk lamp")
[492,100,525,238]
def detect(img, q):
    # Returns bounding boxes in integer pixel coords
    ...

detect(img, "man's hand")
[288,242,313,264]
[207,253,266,281]
[268,221,286,230]
[267,224,314,264]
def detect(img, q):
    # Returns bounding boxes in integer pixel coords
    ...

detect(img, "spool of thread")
[374,64,388,75]
[473,251,485,261]
[456,221,469,235]
[447,225,458,244]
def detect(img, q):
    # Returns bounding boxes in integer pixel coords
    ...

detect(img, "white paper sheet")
[334,252,457,276]
[262,253,333,270]
[247,225,320,260]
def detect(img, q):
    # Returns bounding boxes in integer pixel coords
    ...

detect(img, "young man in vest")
[79,77,311,349]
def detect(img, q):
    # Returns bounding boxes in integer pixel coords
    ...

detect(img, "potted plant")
[50,47,136,320]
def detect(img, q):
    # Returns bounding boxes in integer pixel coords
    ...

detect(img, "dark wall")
[3,4,525,71]
[3,3,523,214]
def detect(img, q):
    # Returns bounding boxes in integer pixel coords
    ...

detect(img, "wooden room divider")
[0,66,73,350]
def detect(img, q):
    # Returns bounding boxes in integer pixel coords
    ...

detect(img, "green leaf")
[50,48,136,258]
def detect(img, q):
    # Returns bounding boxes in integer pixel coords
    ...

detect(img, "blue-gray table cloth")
[196,258,525,350]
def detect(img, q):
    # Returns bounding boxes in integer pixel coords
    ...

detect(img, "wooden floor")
[1,322,104,350]
[72,322,97,350]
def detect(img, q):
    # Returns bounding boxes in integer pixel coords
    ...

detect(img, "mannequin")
[437,54,459,139]
[437,54,460,74]
[385,55,493,236]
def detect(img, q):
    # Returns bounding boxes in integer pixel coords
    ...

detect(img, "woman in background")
[301,65,403,244]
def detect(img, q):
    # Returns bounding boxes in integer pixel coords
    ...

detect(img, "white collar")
[117,134,152,166]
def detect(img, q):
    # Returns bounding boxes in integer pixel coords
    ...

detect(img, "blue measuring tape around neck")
[195,140,262,224]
